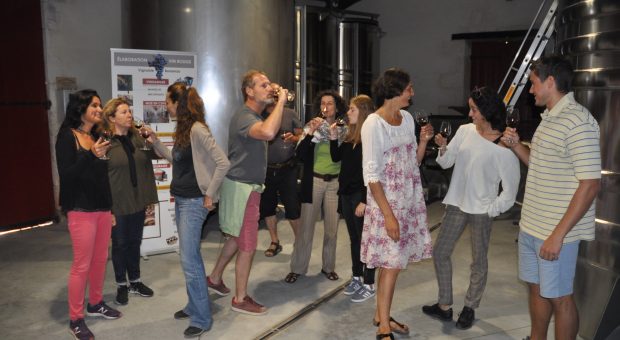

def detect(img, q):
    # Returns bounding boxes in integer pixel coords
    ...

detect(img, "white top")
[361,110,417,185]
[520,92,600,243]
[436,123,520,217]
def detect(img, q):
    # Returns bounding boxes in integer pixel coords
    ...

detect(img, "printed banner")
[111,48,197,256]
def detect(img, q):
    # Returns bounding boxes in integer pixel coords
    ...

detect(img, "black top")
[55,128,112,212]
[170,144,202,198]
[329,140,367,203]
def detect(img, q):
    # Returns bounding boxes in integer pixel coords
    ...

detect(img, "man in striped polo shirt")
[503,55,601,340]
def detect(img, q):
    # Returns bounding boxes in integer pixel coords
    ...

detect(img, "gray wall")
[42,0,122,207]
[349,0,542,115]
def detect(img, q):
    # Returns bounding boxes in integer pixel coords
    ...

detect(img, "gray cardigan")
[153,122,230,202]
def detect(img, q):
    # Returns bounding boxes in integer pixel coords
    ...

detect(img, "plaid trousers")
[433,205,493,309]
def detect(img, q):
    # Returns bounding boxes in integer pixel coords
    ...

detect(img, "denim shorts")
[518,231,580,298]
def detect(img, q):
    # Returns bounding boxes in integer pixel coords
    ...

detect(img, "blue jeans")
[175,196,212,330]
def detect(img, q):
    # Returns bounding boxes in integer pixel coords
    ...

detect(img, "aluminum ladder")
[499,0,558,109]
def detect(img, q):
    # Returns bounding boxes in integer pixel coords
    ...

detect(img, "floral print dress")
[360,112,432,269]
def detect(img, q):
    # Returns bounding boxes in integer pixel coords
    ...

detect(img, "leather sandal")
[264,241,283,257]
[375,333,394,340]
[372,317,410,335]
[320,269,339,281]
[284,272,300,284]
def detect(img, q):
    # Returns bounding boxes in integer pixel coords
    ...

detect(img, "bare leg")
[551,294,578,340]
[528,283,552,340]
[288,218,300,239]
[374,268,400,336]
[265,215,278,244]
[210,237,238,283]
[235,250,255,300]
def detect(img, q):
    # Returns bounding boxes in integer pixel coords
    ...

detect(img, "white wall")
[349,0,542,115]
[42,0,122,207]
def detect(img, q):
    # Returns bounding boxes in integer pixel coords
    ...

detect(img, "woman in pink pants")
[56,89,122,340]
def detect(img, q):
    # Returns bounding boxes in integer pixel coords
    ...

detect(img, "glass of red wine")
[336,117,347,127]
[439,121,452,138]
[506,108,520,129]
[100,129,112,160]
[414,109,430,127]
[134,119,151,151]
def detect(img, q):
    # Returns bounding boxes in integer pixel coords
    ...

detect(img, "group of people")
[56,55,600,340]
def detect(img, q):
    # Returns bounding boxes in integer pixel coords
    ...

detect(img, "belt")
[313,172,338,182]
[267,158,296,169]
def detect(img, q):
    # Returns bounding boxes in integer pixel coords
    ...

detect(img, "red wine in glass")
[336,118,346,126]
[506,108,520,128]
[140,129,150,139]
[439,121,452,138]
[417,117,429,126]
[414,109,430,127]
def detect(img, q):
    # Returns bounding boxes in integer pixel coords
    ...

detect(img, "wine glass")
[280,130,292,149]
[439,121,452,138]
[134,119,151,151]
[318,107,327,119]
[336,117,347,127]
[100,129,112,160]
[414,109,430,127]
[506,108,520,129]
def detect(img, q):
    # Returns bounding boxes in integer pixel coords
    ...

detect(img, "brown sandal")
[372,317,410,335]
[264,241,282,257]
[375,333,394,340]
[321,269,339,281]
[284,272,300,284]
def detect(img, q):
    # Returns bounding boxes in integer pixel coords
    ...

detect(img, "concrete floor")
[0,202,556,339]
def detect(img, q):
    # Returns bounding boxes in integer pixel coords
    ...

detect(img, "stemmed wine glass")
[506,108,520,129]
[335,116,347,127]
[100,129,112,160]
[439,121,452,138]
[280,130,292,149]
[414,109,430,127]
[134,119,151,151]
[318,107,327,119]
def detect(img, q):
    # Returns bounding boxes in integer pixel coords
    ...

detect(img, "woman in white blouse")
[360,68,434,340]
[421,86,519,330]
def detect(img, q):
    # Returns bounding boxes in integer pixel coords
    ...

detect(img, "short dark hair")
[371,68,410,107]
[471,86,506,132]
[312,90,347,118]
[59,89,101,131]
[530,55,573,93]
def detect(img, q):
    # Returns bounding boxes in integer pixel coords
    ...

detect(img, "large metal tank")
[122,0,295,147]
[338,17,380,100]
[295,5,379,122]
[556,0,620,338]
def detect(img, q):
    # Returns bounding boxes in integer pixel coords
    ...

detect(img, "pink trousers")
[67,211,112,320]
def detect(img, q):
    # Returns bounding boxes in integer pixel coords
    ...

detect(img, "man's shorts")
[518,231,580,298]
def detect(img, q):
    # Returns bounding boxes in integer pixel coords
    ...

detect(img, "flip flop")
[264,241,282,257]
[320,269,339,281]
[372,317,410,335]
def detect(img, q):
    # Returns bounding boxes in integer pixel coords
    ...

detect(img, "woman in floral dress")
[361,68,434,340]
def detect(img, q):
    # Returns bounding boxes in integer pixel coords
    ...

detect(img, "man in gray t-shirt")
[209,70,289,316]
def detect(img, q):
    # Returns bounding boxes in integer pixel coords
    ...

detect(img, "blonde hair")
[101,97,134,135]
[345,95,374,146]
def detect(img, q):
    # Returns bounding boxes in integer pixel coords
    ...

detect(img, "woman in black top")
[56,89,121,340]
[329,95,376,303]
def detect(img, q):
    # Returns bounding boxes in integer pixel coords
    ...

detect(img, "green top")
[313,141,340,175]
[107,132,159,216]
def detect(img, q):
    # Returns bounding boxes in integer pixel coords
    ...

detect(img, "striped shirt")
[520,92,601,243]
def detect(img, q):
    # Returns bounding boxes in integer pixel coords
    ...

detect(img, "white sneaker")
[343,278,363,296]
[351,285,375,302]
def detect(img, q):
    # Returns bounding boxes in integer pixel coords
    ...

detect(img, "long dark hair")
[311,90,347,119]
[470,86,506,131]
[58,89,101,136]
[167,82,208,148]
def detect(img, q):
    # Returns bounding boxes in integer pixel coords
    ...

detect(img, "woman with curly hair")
[285,90,347,284]
[422,86,519,330]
